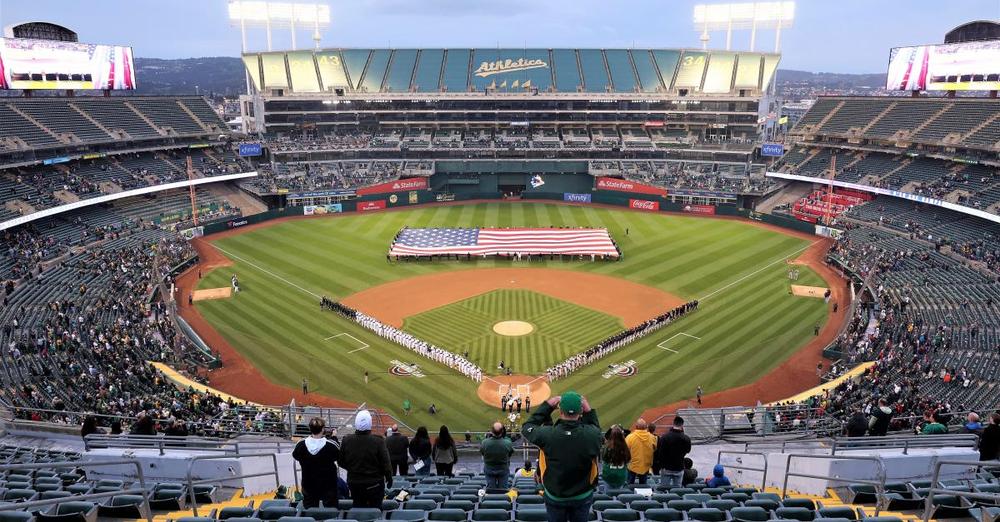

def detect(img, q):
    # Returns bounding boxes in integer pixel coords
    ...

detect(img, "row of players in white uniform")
[545,300,699,381]
[353,311,484,382]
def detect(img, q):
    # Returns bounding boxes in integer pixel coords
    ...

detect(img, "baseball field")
[187,202,833,429]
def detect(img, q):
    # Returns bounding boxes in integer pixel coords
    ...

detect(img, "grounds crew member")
[481,422,515,489]
[522,392,601,522]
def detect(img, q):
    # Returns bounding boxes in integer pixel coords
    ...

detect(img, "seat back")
[470,509,510,521]
[643,508,684,522]
[600,509,640,521]
[731,507,770,522]
[688,508,726,522]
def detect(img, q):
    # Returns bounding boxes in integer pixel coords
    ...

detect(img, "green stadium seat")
[428,509,469,521]
[218,506,257,520]
[615,494,645,504]
[651,494,680,503]
[97,494,148,519]
[346,508,384,522]
[299,508,340,521]
[817,507,857,520]
[665,500,699,512]
[515,496,543,506]
[775,507,815,521]
[382,500,401,511]
[338,500,354,510]
[627,500,662,512]
[731,507,770,522]
[781,499,816,510]
[259,500,291,510]
[591,500,625,511]
[688,508,727,522]
[642,508,684,522]
[479,501,511,510]
[260,507,299,521]
[173,517,213,522]
[706,499,738,512]
[683,494,712,504]
[470,509,510,521]
[513,510,547,522]
[744,499,778,511]
[752,493,781,504]
[389,510,428,521]
[720,493,749,503]
[442,501,475,512]
[0,512,34,522]
[404,501,439,512]
[600,509,640,521]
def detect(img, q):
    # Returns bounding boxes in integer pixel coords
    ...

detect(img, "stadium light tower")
[693,1,795,52]
[227,1,331,52]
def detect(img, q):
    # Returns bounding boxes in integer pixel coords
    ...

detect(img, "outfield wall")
[201,190,815,237]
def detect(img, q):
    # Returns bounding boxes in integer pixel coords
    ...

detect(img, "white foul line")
[657,332,701,352]
[698,241,820,302]
[325,332,370,353]
[213,245,322,299]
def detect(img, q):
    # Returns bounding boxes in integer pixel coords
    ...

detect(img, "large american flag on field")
[389,228,619,257]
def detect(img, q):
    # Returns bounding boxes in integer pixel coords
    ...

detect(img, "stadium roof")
[242,47,779,95]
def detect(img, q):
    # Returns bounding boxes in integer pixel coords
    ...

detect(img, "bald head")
[636,418,648,430]
[492,422,503,435]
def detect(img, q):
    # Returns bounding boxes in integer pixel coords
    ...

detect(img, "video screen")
[0,37,136,90]
[887,40,1000,91]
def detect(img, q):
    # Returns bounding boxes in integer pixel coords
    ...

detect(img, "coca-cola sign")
[629,199,660,211]
[595,176,667,197]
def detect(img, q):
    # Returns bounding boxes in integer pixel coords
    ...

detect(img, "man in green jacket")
[522,391,601,522]
[481,422,514,489]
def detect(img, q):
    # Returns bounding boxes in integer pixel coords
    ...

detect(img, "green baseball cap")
[560,391,582,415]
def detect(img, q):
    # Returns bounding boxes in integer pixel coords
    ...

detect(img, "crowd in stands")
[783,198,1000,435]
[547,301,699,380]
[243,161,409,195]
[597,160,774,195]
[321,298,484,382]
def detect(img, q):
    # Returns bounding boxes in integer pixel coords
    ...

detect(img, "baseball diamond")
[187,202,831,428]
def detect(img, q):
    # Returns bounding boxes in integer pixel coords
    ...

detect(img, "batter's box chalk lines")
[657,332,701,353]
[324,332,370,353]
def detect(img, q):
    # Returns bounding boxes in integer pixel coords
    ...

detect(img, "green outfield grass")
[403,289,624,374]
[195,202,829,429]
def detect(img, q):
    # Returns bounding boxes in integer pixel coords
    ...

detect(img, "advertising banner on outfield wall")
[303,204,343,215]
[358,200,387,212]
[629,199,660,211]
[682,204,716,215]
[357,177,428,196]
[595,177,667,197]
[563,192,592,203]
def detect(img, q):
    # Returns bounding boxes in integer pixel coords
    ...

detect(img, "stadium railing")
[921,459,1000,521]
[0,458,153,522]
[781,453,887,514]
[83,434,294,455]
[716,450,768,489]
[186,452,280,517]
[742,433,979,455]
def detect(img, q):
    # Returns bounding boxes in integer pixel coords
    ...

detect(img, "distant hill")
[135,57,247,97]
[132,56,888,98]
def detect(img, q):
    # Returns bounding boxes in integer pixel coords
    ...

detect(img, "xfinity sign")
[761,143,785,157]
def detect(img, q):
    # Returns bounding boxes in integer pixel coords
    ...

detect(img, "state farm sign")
[595,176,667,197]
[357,177,428,196]
[629,199,660,211]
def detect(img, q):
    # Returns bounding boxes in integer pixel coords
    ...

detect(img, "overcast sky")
[2,0,998,73]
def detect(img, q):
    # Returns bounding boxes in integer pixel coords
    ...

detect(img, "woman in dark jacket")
[980,413,1000,462]
[432,425,458,476]
[409,426,433,476]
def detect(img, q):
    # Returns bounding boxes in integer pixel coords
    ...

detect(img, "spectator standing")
[292,418,340,508]
[601,425,630,489]
[921,410,948,435]
[625,418,656,484]
[979,413,1000,462]
[409,426,432,476]
[654,416,691,488]
[339,410,392,508]
[432,425,458,476]
[522,392,601,522]
[868,399,893,436]
[385,424,410,476]
[481,422,514,489]
[845,409,868,437]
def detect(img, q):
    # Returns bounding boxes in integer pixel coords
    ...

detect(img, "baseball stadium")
[0,2,998,522]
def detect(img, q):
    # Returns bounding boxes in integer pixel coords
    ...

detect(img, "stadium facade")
[239,47,782,207]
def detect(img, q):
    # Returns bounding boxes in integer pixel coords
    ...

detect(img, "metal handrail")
[0,458,153,522]
[781,453,887,515]
[831,434,978,455]
[84,434,240,455]
[185,452,281,517]
[717,450,768,490]
[921,459,1000,522]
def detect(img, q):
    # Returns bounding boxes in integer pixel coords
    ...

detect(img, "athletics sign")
[474,58,549,78]
[596,177,667,197]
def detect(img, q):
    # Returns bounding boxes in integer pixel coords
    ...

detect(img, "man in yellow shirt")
[625,418,657,484]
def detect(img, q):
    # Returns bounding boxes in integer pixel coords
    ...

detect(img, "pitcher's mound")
[477,374,551,407]
[493,321,534,336]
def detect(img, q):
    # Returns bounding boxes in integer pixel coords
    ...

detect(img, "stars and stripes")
[389,227,620,257]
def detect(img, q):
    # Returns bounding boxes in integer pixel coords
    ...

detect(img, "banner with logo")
[357,177,428,196]
[303,203,343,216]
[563,192,592,203]
[180,226,204,240]
[596,177,667,197]
[682,204,716,215]
[226,218,249,229]
[358,200,387,212]
[287,189,355,198]
[238,143,263,157]
[629,199,660,211]
[408,191,419,204]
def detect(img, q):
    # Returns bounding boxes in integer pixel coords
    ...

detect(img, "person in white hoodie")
[292,417,340,508]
